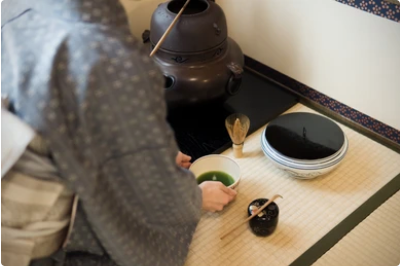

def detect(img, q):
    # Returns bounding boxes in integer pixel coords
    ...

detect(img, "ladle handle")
[150,0,191,57]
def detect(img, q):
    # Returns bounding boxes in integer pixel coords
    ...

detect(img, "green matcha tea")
[196,171,235,187]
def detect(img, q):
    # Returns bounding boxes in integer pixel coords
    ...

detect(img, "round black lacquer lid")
[265,112,345,160]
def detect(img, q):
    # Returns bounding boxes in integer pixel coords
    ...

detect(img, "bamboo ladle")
[150,0,191,57]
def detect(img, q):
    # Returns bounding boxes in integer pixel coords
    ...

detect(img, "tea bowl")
[189,154,241,189]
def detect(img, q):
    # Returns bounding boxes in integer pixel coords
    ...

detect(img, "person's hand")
[199,181,237,212]
[176,151,192,169]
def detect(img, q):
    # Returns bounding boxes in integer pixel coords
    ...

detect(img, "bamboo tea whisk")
[225,113,250,158]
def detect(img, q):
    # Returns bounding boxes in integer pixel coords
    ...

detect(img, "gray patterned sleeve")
[47,27,202,266]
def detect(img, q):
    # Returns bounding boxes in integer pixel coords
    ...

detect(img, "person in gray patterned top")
[1,0,237,265]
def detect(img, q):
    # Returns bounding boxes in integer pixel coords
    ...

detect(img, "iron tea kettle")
[143,0,244,108]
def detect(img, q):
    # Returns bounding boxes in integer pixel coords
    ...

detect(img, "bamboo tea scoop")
[220,194,282,240]
[150,0,191,57]
[225,113,250,158]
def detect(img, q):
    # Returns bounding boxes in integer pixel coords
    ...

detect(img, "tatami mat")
[184,104,400,266]
[313,190,400,266]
